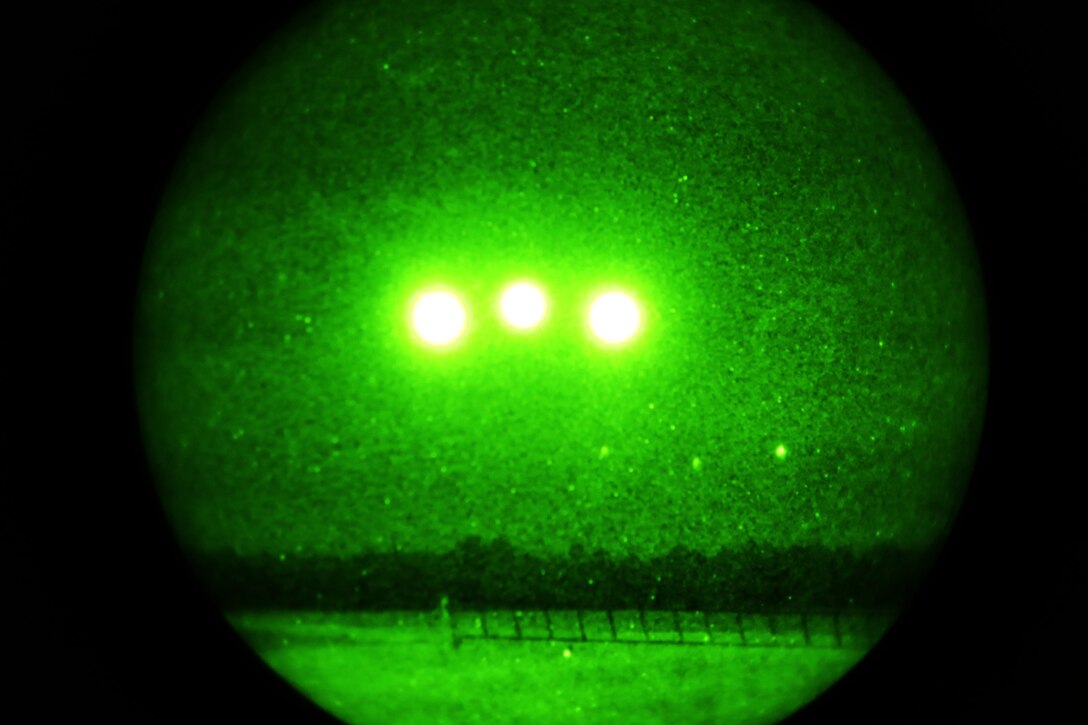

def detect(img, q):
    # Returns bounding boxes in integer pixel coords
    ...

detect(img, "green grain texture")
[135,1,987,720]
[137,0,986,559]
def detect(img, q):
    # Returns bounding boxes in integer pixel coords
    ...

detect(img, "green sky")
[136,0,987,559]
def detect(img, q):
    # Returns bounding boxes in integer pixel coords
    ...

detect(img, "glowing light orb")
[588,291,641,344]
[500,281,547,330]
[411,290,467,346]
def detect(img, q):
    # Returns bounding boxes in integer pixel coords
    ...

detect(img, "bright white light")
[589,291,641,344]
[500,281,547,330]
[411,290,466,346]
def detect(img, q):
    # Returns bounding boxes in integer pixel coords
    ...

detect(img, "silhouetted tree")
[447,536,486,607]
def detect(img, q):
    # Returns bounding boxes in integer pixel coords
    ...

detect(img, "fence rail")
[447,607,894,650]
[231,607,897,651]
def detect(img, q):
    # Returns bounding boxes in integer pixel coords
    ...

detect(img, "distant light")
[500,281,547,330]
[775,445,788,460]
[589,291,641,344]
[411,290,467,346]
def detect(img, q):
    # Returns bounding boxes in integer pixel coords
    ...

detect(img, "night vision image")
[134,0,988,722]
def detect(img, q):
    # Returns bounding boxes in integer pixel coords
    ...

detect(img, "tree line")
[192,537,934,613]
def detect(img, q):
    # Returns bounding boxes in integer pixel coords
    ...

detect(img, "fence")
[447,607,895,650]
[230,606,897,652]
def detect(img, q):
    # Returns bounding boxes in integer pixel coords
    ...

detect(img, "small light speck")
[775,445,788,460]
[692,457,703,471]
[598,446,610,460]
[563,648,573,658]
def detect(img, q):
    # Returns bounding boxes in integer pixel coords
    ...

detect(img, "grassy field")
[230,610,892,724]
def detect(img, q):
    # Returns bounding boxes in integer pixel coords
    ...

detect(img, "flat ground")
[230,610,891,724]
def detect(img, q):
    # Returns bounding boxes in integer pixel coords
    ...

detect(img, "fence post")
[441,595,461,650]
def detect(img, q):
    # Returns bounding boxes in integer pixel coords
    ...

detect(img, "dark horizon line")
[194,535,934,558]
[187,535,937,613]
